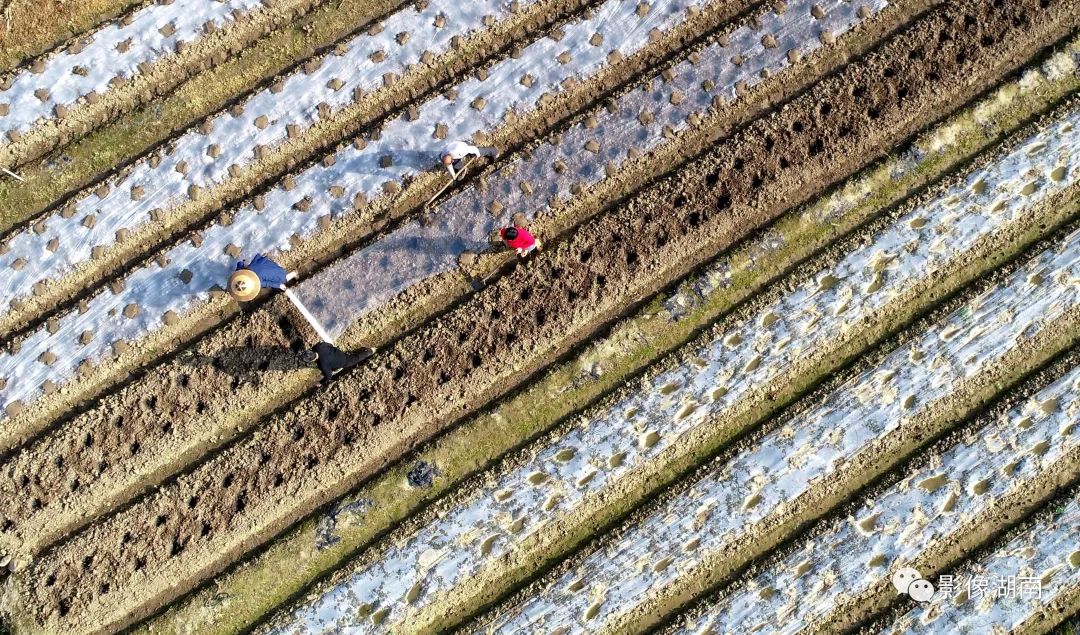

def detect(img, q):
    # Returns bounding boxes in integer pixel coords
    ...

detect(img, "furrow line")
[669,353,1080,635]
[0,0,421,234]
[880,487,1080,634]
[0,0,323,170]
[0,0,757,449]
[0,0,908,562]
[0,0,603,336]
[131,32,1080,635]
[474,223,1080,635]
[5,0,1072,632]
[0,0,142,74]
[268,100,1080,635]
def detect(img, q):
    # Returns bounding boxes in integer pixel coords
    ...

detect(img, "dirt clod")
[11,2,1079,634]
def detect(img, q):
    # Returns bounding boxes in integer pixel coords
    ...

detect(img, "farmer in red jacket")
[499,225,542,258]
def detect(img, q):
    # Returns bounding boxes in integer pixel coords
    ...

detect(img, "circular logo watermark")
[891,566,936,602]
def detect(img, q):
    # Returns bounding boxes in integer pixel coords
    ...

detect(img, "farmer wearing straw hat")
[228,254,296,302]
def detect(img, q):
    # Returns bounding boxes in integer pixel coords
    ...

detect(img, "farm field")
[0,0,1078,633]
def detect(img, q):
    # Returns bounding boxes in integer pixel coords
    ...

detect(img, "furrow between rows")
[668,353,1080,635]
[295,0,903,360]
[0,0,906,563]
[4,0,1072,632]
[131,32,1080,635]
[258,100,1080,634]
[0,0,755,450]
[474,223,1080,634]
[0,0,602,337]
[0,0,142,74]
[0,0,323,170]
[881,483,1080,634]
[0,0,433,234]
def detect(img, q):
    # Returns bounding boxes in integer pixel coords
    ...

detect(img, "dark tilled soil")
[0,0,744,448]
[0,0,600,337]
[0,0,765,559]
[0,296,309,558]
[12,0,1079,632]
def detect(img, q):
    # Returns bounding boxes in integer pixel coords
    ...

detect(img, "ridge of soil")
[0,0,932,564]
[614,263,1080,634]
[0,0,601,338]
[663,349,1080,634]
[6,0,1078,632]
[470,227,1080,634]
[0,0,327,172]
[0,0,143,74]
[0,0,418,233]
[130,40,1080,635]
[397,184,1080,633]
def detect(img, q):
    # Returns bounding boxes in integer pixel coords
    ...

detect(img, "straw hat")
[228,269,261,302]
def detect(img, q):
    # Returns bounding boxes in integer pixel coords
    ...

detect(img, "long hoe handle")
[426,156,476,206]
[284,288,335,345]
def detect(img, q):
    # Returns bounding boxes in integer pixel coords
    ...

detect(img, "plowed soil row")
[0,0,757,451]
[383,174,1080,633]
[0,0,327,171]
[0,0,781,557]
[0,0,603,339]
[332,0,931,348]
[0,0,408,233]
[0,295,321,559]
[7,1,1074,632]
[664,349,1080,635]
[133,36,1080,635]
[0,0,141,73]
[0,0,927,565]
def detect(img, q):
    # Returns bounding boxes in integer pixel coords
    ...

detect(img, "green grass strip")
[0,0,143,72]
[131,33,1080,635]
[0,0,404,233]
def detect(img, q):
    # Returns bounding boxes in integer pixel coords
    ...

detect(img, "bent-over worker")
[440,141,497,178]
[301,342,375,385]
[500,225,541,258]
[228,253,297,302]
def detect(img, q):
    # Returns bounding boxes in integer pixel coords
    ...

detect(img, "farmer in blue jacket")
[228,253,296,302]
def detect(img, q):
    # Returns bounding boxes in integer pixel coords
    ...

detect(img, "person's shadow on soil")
[182,346,308,377]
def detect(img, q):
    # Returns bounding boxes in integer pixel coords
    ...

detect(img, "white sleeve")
[444,141,479,159]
